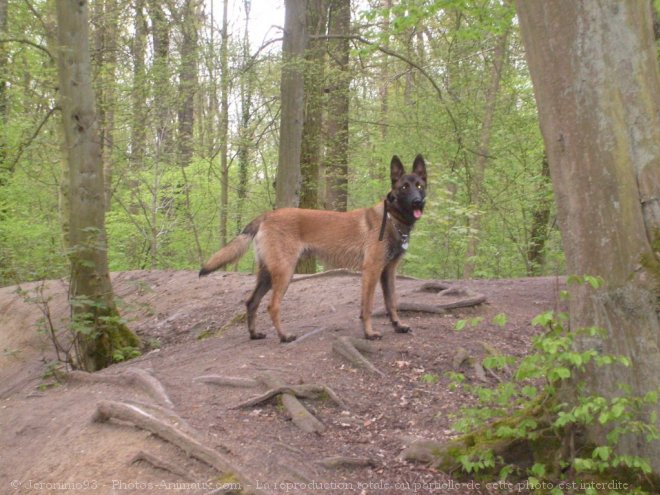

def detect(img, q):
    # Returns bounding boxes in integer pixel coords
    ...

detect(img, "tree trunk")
[0,0,8,170]
[526,152,551,275]
[177,0,199,170]
[219,0,229,246]
[462,29,509,279]
[323,0,350,212]
[55,0,139,372]
[296,0,327,274]
[148,0,172,159]
[236,0,253,237]
[517,0,660,472]
[130,0,147,169]
[276,0,307,209]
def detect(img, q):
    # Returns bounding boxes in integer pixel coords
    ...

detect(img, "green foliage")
[446,287,658,491]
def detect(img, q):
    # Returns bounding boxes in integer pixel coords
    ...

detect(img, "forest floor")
[0,270,564,495]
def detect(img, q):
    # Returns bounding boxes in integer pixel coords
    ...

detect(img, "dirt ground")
[0,270,564,494]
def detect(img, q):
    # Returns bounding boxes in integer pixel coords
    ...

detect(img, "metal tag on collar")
[402,234,409,250]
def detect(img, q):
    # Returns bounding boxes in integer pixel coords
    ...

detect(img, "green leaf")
[492,313,507,327]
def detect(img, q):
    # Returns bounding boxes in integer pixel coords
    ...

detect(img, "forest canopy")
[0,0,555,286]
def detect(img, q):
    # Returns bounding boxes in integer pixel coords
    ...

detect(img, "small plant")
[420,373,440,384]
[443,277,658,493]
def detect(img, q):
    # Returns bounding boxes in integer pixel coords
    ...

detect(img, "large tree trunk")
[517,0,660,472]
[323,0,350,212]
[55,0,139,372]
[296,0,327,274]
[276,0,307,208]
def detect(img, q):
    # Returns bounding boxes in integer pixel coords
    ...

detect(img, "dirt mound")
[0,270,562,494]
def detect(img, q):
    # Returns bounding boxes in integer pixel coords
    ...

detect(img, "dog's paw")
[250,332,267,340]
[365,332,383,340]
[394,323,412,334]
[279,334,297,343]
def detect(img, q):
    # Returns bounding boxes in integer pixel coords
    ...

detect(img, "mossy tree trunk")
[55,0,139,372]
[517,0,660,473]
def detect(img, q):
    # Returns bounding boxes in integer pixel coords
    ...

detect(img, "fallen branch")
[69,368,174,409]
[316,455,377,469]
[232,384,346,410]
[130,450,194,480]
[332,336,384,376]
[93,401,254,493]
[194,375,259,388]
[257,373,325,434]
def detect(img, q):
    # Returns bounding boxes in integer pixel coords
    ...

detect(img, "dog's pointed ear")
[412,154,427,183]
[390,155,405,187]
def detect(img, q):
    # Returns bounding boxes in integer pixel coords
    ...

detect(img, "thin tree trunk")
[236,0,253,236]
[55,0,139,372]
[517,0,660,471]
[323,0,350,212]
[463,29,509,278]
[276,0,307,209]
[0,0,8,170]
[130,0,147,169]
[526,152,551,275]
[219,0,229,246]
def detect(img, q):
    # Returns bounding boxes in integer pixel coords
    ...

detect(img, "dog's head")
[387,154,427,224]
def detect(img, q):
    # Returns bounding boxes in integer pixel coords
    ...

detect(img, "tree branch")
[5,106,59,173]
[0,38,53,60]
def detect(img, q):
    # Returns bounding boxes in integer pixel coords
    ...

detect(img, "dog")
[199,154,427,342]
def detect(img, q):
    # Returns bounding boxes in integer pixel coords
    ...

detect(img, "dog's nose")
[412,199,424,210]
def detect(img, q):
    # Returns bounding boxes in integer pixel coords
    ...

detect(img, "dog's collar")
[378,200,411,250]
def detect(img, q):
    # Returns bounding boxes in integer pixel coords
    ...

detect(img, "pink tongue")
[413,209,422,219]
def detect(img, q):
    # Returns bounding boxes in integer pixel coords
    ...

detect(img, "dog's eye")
[402,183,409,190]
[416,184,424,190]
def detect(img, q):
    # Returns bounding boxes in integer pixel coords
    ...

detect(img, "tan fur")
[200,154,427,343]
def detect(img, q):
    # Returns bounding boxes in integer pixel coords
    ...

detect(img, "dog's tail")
[199,216,263,277]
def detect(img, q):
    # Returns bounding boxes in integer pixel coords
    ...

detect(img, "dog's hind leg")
[246,266,272,340]
[267,264,297,343]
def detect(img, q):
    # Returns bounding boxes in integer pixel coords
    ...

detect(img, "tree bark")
[517,0,660,472]
[276,0,307,209]
[323,0,350,211]
[55,0,139,371]
[297,0,327,274]
[0,0,8,170]
[177,0,200,170]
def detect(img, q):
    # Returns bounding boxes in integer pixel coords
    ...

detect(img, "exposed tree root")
[194,375,260,388]
[130,450,194,480]
[332,336,384,376]
[231,384,346,410]
[452,347,489,383]
[257,373,325,435]
[373,289,486,316]
[69,368,174,409]
[316,455,377,469]
[93,400,254,494]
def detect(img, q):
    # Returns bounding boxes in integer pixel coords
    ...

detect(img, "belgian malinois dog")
[199,154,427,342]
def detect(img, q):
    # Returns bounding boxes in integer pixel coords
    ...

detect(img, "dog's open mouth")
[413,209,423,219]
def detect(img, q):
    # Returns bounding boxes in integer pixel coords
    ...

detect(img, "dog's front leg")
[360,264,382,340]
[380,260,411,333]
